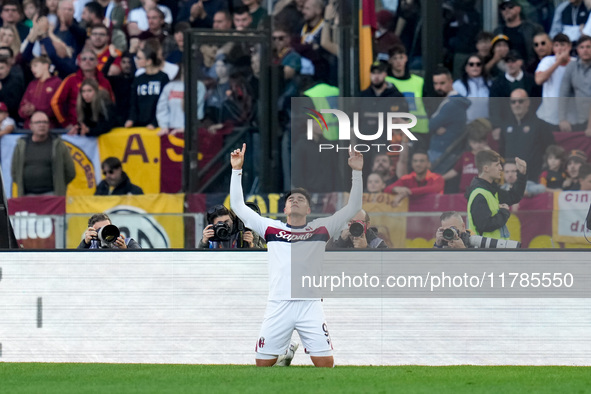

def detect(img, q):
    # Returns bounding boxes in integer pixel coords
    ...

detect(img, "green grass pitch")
[1,364,591,393]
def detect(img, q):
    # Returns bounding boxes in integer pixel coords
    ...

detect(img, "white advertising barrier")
[1,251,590,366]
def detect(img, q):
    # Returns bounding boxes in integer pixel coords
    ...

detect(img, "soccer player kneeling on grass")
[230,143,363,367]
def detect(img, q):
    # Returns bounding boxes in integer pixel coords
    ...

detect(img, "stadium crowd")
[0,0,591,201]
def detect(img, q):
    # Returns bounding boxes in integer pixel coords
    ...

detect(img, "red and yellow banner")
[97,128,162,194]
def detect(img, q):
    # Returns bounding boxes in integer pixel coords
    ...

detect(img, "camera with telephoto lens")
[441,226,521,248]
[96,224,120,248]
[468,235,521,249]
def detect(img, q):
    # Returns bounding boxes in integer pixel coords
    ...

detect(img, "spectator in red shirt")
[88,24,122,75]
[50,49,114,132]
[19,55,62,129]
[384,149,444,206]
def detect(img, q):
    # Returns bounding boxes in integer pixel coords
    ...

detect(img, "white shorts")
[255,300,333,358]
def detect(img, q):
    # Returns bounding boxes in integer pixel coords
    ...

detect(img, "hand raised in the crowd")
[231,143,246,170]
[515,157,527,175]
[499,203,510,210]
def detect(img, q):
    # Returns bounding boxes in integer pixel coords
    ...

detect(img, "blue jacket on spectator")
[428,93,471,174]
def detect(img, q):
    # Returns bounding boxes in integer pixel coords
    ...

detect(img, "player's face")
[284,193,310,217]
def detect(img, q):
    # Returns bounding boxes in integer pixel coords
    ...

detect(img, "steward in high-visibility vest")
[465,151,527,240]
[303,83,340,141]
[385,46,428,135]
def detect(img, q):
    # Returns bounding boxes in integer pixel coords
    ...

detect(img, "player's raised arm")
[326,151,364,236]
[348,150,363,172]
[230,143,268,236]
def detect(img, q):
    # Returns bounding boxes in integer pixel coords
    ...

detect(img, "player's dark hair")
[285,188,311,206]
[88,213,111,227]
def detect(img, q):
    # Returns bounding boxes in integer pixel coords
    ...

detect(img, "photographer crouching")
[77,213,141,249]
[199,204,265,249]
[327,210,388,249]
[434,211,521,249]
[434,211,471,249]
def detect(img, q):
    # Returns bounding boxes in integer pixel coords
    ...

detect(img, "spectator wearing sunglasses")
[493,0,544,66]
[526,32,552,74]
[95,157,144,196]
[452,54,491,123]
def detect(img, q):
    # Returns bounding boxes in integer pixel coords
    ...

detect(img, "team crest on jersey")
[258,337,265,348]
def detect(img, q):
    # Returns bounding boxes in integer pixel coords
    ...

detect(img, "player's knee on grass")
[256,352,278,367]
[310,355,334,368]
[255,358,277,367]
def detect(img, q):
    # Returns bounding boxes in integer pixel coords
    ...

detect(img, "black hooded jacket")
[95,171,144,196]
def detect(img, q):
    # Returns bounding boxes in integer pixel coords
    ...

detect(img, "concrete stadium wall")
[1,251,590,366]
